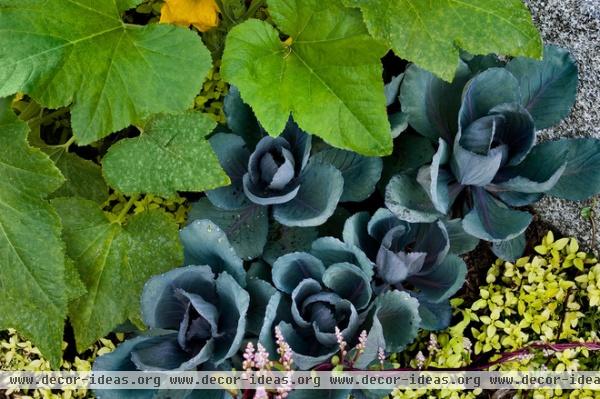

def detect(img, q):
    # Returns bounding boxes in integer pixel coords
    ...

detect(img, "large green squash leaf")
[0,100,67,367]
[46,148,109,203]
[0,0,211,144]
[221,0,392,156]
[64,256,87,302]
[343,0,542,82]
[53,198,182,351]
[102,112,230,197]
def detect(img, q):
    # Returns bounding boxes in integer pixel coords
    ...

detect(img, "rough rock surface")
[526,0,600,251]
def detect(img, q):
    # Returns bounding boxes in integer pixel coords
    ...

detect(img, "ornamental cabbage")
[93,220,249,399]
[191,88,383,259]
[93,266,248,398]
[343,209,467,330]
[386,45,600,260]
[254,236,421,370]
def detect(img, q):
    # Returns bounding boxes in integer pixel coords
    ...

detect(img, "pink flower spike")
[334,326,348,358]
[427,333,439,353]
[275,326,293,370]
[255,343,270,370]
[378,347,385,369]
[254,387,269,399]
[355,330,368,354]
[243,342,256,371]
[415,351,426,369]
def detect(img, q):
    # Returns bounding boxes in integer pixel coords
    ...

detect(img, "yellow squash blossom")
[160,0,220,32]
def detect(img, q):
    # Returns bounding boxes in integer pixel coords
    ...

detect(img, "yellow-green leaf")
[102,112,230,197]
[221,0,392,156]
[53,198,182,351]
[0,100,67,367]
[0,0,212,144]
[343,0,542,82]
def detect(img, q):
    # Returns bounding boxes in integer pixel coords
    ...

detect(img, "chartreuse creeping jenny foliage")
[386,44,600,261]
[1,328,124,399]
[394,231,600,399]
[0,0,548,366]
[194,61,229,124]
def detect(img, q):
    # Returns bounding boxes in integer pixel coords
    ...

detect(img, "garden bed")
[1,1,599,399]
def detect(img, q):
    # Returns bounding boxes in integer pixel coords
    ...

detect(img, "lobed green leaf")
[102,112,230,197]
[53,197,182,351]
[344,0,542,82]
[0,100,67,367]
[0,0,212,144]
[221,0,392,156]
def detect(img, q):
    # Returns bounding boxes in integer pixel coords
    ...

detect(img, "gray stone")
[525,0,600,251]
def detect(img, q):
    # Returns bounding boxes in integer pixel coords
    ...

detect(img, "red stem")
[313,341,600,372]
[241,341,600,396]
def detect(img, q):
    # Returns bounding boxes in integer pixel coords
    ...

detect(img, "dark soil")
[461,214,556,303]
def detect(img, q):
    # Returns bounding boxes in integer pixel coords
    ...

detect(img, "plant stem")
[349,350,362,368]
[243,0,266,19]
[557,288,573,340]
[28,108,69,129]
[215,0,236,25]
[19,101,42,121]
[61,136,76,151]
[312,341,600,372]
[114,195,139,225]
[591,201,597,251]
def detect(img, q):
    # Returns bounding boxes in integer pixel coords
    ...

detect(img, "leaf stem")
[61,136,76,151]
[557,288,573,340]
[114,195,139,225]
